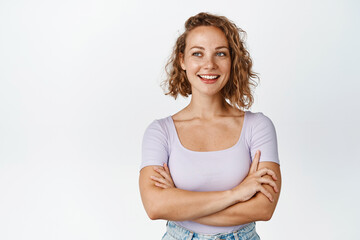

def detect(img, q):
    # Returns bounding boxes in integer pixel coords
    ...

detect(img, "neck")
[185,92,233,120]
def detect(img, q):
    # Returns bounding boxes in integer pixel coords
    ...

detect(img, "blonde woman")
[139,12,281,240]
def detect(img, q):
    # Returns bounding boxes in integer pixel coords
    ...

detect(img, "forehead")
[185,26,229,49]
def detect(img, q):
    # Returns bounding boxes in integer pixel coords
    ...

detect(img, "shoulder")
[140,116,171,172]
[245,111,278,143]
[246,111,276,130]
[141,116,172,155]
[143,116,172,143]
[246,111,280,164]
[144,116,170,132]
[246,111,273,122]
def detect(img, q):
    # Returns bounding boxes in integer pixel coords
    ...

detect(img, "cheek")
[215,59,231,71]
[223,60,231,71]
[185,60,201,72]
[221,62,232,82]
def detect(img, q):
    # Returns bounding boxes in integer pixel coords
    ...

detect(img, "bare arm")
[141,151,278,222]
[193,162,281,226]
[139,165,237,221]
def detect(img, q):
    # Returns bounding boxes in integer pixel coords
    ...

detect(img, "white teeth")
[199,75,219,79]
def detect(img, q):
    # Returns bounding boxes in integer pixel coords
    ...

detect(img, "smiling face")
[180,26,231,96]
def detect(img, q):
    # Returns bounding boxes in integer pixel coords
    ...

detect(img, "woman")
[139,12,281,240]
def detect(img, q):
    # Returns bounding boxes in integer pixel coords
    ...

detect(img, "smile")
[197,74,220,80]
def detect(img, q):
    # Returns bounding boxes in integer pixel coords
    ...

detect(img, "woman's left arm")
[193,161,281,226]
[152,161,281,226]
[151,114,281,226]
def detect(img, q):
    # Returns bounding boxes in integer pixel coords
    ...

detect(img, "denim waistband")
[164,221,257,240]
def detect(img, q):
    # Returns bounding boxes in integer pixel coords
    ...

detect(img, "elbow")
[146,204,163,220]
[260,208,275,221]
[148,211,159,220]
[142,191,169,220]
[262,211,273,221]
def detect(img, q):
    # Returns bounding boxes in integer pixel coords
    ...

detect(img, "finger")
[150,176,169,185]
[150,176,175,188]
[249,151,258,173]
[250,150,261,174]
[163,163,171,175]
[153,166,164,172]
[163,164,175,187]
[259,186,274,202]
[258,177,279,193]
[155,166,173,184]
[154,167,169,179]
[154,182,168,189]
[255,168,277,180]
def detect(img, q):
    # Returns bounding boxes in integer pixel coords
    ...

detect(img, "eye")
[216,52,226,57]
[192,52,202,57]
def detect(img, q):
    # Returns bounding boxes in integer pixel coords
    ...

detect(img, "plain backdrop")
[0,0,359,239]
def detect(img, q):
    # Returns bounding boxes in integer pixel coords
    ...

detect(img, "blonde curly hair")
[161,12,259,110]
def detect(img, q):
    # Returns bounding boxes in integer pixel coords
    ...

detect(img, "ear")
[179,53,186,71]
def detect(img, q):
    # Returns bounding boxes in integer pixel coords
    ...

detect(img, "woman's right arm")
[139,119,276,221]
[192,161,281,226]
[139,165,237,221]
[139,119,241,221]
[139,151,277,221]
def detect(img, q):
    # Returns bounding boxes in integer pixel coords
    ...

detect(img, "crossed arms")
[139,155,281,226]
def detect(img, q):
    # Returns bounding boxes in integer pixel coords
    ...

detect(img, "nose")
[204,56,217,69]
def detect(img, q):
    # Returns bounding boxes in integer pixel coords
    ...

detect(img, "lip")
[198,75,219,84]
[199,73,218,75]
[201,79,218,84]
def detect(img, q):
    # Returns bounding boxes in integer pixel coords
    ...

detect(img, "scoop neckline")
[168,111,248,154]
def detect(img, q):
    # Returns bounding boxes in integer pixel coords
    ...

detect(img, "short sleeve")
[139,119,169,172]
[250,113,280,164]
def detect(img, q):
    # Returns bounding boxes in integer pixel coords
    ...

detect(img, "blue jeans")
[161,221,260,240]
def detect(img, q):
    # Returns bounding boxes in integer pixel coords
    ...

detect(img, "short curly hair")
[161,12,259,110]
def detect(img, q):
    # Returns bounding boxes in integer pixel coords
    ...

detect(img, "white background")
[0,0,359,239]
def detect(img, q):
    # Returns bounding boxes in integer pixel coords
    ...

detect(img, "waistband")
[165,221,256,240]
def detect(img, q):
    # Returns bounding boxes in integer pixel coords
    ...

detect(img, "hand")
[150,163,176,189]
[231,150,278,202]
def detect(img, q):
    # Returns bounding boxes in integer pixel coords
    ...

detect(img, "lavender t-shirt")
[140,111,280,234]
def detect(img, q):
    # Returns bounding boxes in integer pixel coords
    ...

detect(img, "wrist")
[230,185,248,203]
[227,189,241,205]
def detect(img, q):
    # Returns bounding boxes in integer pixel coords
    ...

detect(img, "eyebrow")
[189,46,229,50]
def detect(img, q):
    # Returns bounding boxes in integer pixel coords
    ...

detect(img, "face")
[180,26,231,96]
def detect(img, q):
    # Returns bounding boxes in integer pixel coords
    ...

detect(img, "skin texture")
[193,161,281,226]
[139,150,280,222]
[149,160,281,226]
[180,26,231,99]
[139,25,282,225]
[151,151,279,201]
